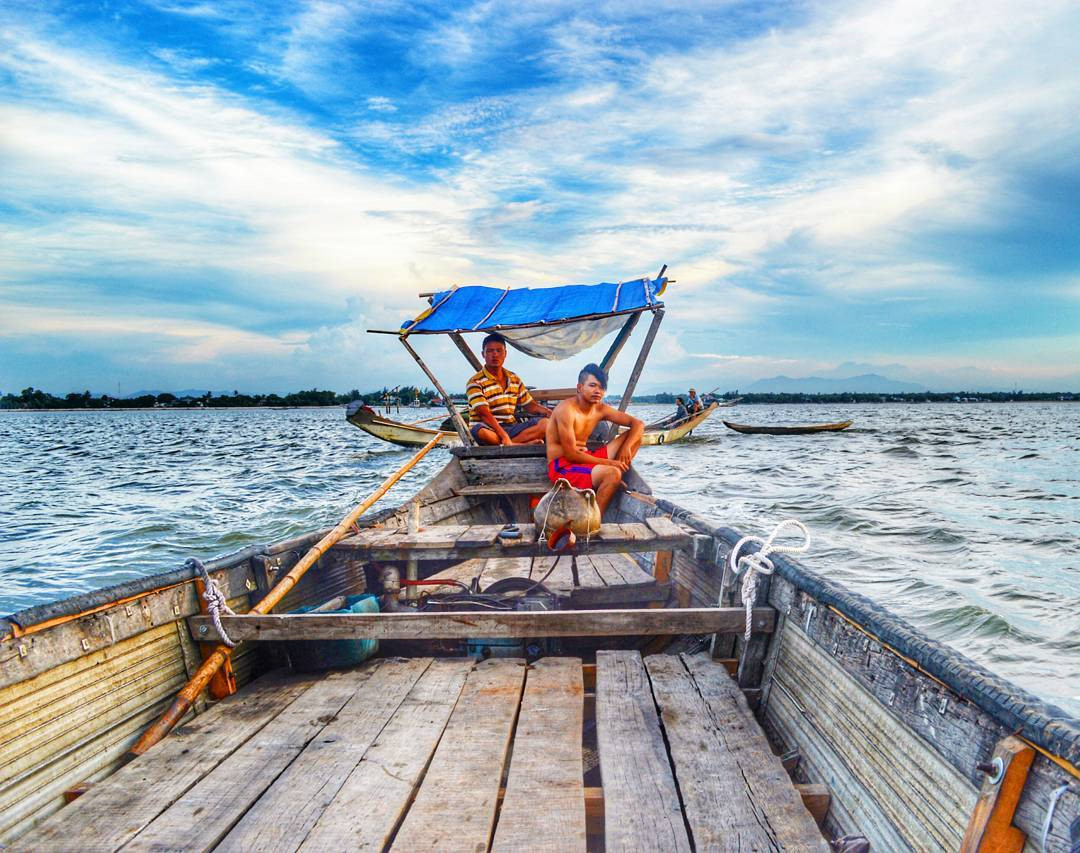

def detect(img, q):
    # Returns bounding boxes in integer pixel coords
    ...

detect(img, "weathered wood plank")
[454,525,502,548]
[335,521,690,561]
[645,516,690,541]
[10,671,318,853]
[216,658,432,853]
[649,653,827,850]
[298,658,473,851]
[454,482,551,496]
[391,658,526,851]
[766,578,1078,850]
[766,619,976,850]
[0,562,253,691]
[192,607,775,642]
[492,659,586,852]
[595,650,690,852]
[123,667,376,852]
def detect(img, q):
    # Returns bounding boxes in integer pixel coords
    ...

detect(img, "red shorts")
[548,446,608,491]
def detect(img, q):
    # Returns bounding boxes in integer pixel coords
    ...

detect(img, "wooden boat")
[347,399,721,448]
[4,273,1078,850]
[724,419,854,435]
[4,439,1078,850]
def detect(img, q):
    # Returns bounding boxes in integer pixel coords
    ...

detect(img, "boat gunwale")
[653,496,1080,770]
[2,510,403,635]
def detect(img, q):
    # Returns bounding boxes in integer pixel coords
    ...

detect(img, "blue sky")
[1,0,1078,395]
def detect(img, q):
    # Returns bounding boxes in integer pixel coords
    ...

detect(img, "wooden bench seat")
[334,518,691,561]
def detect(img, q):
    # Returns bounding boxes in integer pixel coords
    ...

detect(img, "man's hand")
[499,430,513,446]
[616,446,634,469]
[605,455,629,473]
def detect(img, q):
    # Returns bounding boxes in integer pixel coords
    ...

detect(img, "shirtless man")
[546,363,645,516]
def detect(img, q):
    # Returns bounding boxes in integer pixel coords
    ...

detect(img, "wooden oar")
[128,433,442,756]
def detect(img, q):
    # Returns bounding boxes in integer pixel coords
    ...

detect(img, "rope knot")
[188,557,237,648]
[729,520,810,642]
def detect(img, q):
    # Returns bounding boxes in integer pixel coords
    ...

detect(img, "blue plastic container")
[285,594,379,671]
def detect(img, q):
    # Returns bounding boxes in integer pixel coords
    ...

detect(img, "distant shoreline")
[2,391,1076,411]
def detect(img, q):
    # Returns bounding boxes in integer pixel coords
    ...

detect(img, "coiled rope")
[188,557,237,648]
[729,520,811,642]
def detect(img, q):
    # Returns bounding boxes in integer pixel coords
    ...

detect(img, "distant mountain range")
[744,373,927,394]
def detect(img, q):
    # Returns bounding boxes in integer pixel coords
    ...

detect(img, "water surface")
[1,403,1076,712]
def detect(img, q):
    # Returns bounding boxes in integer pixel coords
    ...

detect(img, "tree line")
[1,386,1074,411]
[0,386,440,410]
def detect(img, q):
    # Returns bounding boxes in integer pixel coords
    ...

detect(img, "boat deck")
[425,553,668,605]
[16,654,826,852]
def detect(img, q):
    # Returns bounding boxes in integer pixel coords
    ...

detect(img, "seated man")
[466,333,551,445]
[546,363,645,516]
[687,388,703,413]
[674,396,689,420]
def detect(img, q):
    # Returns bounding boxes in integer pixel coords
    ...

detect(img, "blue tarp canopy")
[403,277,665,333]
[395,276,666,360]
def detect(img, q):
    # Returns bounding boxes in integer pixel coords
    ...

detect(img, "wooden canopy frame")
[369,266,670,446]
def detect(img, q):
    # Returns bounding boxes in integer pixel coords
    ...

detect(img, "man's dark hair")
[578,363,608,389]
[482,332,507,349]
[676,397,684,404]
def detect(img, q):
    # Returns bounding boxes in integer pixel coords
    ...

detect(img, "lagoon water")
[1,403,1077,712]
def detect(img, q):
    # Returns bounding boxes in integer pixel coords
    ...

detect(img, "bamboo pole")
[127,434,442,757]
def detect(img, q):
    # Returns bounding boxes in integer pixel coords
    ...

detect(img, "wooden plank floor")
[14,654,825,852]
[424,552,668,606]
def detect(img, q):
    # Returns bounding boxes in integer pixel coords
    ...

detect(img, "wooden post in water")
[127,433,443,757]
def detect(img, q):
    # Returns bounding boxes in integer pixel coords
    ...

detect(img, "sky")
[1,0,1078,396]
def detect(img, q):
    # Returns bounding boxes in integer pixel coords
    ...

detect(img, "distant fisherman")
[466,333,552,445]
[546,363,644,516]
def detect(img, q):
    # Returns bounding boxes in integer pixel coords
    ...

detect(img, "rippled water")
[1,403,1077,712]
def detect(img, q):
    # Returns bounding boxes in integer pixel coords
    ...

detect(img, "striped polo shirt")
[466,367,534,424]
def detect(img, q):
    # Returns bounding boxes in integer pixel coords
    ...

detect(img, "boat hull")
[723,419,853,435]
[346,401,721,448]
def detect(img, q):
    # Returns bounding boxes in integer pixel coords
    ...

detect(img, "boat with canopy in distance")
[3,267,1078,852]
[349,268,722,448]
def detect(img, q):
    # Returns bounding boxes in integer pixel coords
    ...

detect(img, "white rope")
[1041,783,1075,852]
[188,557,237,648]
[728,520,811,642]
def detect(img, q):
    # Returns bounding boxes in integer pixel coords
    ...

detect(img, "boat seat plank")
[390,658,526,851]
[9,670,321,853]
[215,657,433,853]
[454,481,551,496]
[454,524,502,548]
[297,658,474,851]
[334,521,690,560]
[645,516,691,540]
[122,667,380,852]
[645,654,827,851]
[596,650,692,852]
[492,658,586,851]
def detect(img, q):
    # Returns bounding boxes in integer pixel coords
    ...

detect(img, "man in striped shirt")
[466,333,552,445]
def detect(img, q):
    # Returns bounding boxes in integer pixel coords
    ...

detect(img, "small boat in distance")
[724,419,854,435]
